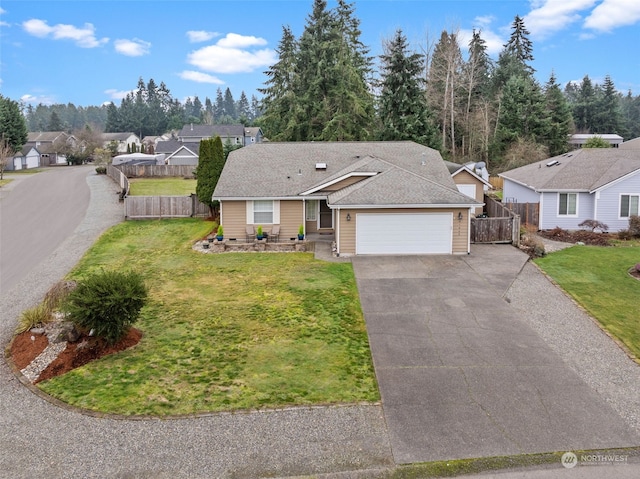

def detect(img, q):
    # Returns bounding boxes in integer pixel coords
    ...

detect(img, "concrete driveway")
[352,246,640,464]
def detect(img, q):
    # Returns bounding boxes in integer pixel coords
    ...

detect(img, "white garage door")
[356,213,453,255]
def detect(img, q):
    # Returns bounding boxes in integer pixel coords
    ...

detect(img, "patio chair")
[245,225,255,242]
[270,225,280,243]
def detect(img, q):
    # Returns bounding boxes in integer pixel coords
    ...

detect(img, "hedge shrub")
[63,270,147,344]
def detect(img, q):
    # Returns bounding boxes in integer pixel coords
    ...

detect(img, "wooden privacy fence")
[503,202,539,227]
[489,176,503,190]
[472,195,521,246]
[125,194,210,219]
[107,164,129,197]
[116,164,196,178]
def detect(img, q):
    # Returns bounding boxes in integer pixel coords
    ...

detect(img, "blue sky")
[1,0,639,108]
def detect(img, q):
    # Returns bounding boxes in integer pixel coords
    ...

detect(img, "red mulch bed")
[538,228,616,246]
[9,327,142,384]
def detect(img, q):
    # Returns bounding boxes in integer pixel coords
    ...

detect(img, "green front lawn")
[128,178,197,196]
[38,219,378,415]
[535,245,640,359]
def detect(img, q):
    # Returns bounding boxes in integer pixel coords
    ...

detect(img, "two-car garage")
[355,213,453,255]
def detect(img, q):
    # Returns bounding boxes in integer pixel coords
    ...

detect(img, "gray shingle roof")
[178,124,245,139]
[620,137,640,150]
[499,148,640,192]
[214,141,479,207]
[101,132,137,141]
[27,131,68,142]
[155,139,182,154]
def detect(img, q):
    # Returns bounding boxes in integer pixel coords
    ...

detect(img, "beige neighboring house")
[26,131,77,165]
[213,141,482,256]
[101,132,141,153]
[444,161,492,215]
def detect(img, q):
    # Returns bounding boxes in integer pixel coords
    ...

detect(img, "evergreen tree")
[214,88,225,122]
[259,25,300,140]
[544,72,573,156]
[48,111,64,131]
[492,15,535,93]
[377,29,440,148]
[0,94,29,152]
[223,88,236,120]
[595,75,623,133]
[621,90,640,139]
[236,91,251,123]
[196,136,224,218]
[573,75,598,132]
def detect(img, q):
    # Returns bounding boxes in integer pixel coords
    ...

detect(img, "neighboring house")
[101,132,141,153]
[165,143,200,166]
[26,131,76,165]
[569,134,623,149]
[500,148,640,231]
[9,146,41,170]
[213,141,481,256]
[444,161,492,215]
[178,124,263,147]
[619,137,640,150]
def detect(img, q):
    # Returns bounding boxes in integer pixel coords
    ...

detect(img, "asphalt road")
[0,166,90,295]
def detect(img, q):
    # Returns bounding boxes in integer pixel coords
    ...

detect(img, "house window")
[620,195,639,218]
[558,193,577,215]
[305,200,318,221]
[253,200,273,224]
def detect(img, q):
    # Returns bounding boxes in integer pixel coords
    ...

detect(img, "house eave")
[327,203,481,210]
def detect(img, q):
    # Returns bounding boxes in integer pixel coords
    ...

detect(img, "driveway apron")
[352,247,640,464]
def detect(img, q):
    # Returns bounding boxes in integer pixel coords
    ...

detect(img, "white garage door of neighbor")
[457,183,476,199]
[356,213,453,255]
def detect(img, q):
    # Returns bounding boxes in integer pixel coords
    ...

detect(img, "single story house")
[213,141,482,256]
[164,143,200,166]
[499,148,640,231]
[8,146,41,170]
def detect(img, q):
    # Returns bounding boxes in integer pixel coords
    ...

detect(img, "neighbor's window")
[253,200,273,224]
[558,193,577,215]
[620,194,639,218]
[305,200,317,221]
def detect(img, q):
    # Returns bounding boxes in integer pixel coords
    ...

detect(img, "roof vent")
[315,163,327,170]
[546,160,560,167]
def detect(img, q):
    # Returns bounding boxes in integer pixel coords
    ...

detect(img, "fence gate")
[471,216,519,244]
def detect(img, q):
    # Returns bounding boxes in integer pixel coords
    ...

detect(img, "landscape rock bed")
[538,227,615,246]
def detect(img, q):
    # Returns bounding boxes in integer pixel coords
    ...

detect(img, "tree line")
[23,80,261,138]
[259,0,640,172]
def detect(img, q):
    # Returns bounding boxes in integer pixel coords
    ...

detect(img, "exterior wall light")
[346,213,351,221]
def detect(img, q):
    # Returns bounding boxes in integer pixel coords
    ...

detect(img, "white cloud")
[186,30,220,43]
[20,93,56,105]
[22,19,108,48]
[525,0,598,39]
[584,0,640,32]
[187,33,276,74]
[104,89,133,101]
[179,70,225,84]
[114,38,151,57]
[216,33,268,48]
[0,7,9,27]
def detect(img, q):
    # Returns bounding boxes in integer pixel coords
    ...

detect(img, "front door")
[319,200,333,229]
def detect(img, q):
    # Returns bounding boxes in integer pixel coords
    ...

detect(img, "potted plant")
[216,224,224,241]
[298,225,305,241]
[256,225,264,240]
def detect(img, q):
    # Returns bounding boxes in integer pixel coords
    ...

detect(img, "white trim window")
[247,200,280,224]
[620,194,639,218]
[305,200,318,221]
[558,193,577,216]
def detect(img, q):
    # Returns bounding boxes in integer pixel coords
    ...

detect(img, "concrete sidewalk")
[352,246,640,464]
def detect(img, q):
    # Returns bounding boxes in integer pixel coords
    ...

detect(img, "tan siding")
[220,201,247,240]
[338,208,469,255]
[452,171,484,214]
[279,200,304,240]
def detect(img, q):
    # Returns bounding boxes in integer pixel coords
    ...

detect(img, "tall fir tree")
[543,72,573,156]
[48,111,64,131]
[377,29,440,148]
[595,75,623,134]
[259,25,300,140]
[572,75,598,132]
